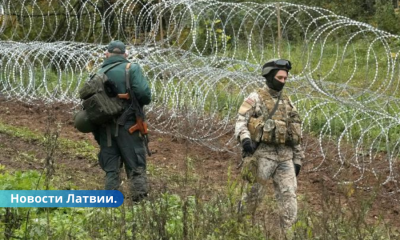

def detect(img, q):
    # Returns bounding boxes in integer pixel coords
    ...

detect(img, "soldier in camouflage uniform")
[235,59,304,229]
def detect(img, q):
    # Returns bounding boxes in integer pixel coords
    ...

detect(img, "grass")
[0,117,398,239]
[0,165,398,239]
[0,121,97,162]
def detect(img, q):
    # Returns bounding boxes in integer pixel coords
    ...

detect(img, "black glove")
[242,138,255,155]
[294,164,301,177]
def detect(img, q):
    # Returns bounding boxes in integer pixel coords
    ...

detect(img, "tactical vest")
[248,88,302,146]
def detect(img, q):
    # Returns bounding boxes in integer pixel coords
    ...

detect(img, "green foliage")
[219,0,400,36]
[0,150,396,239]
[1,0,399,45]
[374,0,400,34]
[0,172,395,239]
[292,185,397,239]
[0,121,97,161]
[0,170,44,190]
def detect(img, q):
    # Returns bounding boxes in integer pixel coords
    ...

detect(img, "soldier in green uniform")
[94,40,151,202]
[235,59,304,229]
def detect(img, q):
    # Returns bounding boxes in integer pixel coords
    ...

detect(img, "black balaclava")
[265,69,286,92]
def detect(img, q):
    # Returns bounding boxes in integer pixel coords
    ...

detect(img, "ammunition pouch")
[261,119,274,143]
[248,118,301,146]
[248,116,263,143]
[286,122,302,146]
[248,88,302,147]
[274,120,287,145]
[286,111,302,146]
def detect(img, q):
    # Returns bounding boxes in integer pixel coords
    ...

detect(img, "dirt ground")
[1,97,400,230]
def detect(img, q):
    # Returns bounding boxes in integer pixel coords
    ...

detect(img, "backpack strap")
[100,61,123,146]
[113,62,132,140]
[99,61,124,74]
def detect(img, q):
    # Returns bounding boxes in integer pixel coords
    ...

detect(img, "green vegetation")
[0,122,97,161]
[0,166,397,239]
[221,0,400,35]
[1,0,399,43]
[0,112,397,239]
[1,0,400,239]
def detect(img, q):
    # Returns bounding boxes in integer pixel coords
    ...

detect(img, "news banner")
[0,190,124,207]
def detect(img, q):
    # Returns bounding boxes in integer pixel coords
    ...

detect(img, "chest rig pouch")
[248,88,302,146]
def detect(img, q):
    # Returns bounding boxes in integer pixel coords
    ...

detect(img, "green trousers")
[96,120,148,200]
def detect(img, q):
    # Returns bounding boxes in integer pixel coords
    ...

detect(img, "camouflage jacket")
[234,86,305,165]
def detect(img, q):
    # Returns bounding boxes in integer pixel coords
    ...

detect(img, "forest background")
[1,0,400,42]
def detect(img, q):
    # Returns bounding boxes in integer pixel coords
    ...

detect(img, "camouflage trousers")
[242,158,297,229]
[97,121,148,201]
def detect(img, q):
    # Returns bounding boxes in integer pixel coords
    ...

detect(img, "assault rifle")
[117,63,151,156]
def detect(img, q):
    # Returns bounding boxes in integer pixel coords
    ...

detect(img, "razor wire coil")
[1,0,400,192]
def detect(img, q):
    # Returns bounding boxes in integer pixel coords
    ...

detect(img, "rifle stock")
[117,93,130,100]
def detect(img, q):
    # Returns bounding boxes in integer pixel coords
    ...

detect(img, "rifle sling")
[124,62,142,117]
[124,63,151,156]
[125,63,132,92]
[248,91,282,154]
[267,91,282,120]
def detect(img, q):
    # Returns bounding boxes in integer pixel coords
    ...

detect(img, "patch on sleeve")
[238,101,253,115]
[246,98,255,106]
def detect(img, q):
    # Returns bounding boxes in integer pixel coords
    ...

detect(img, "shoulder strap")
[125,62,132,92]
[99,61,123,74]
[125,62,143,113]
[258,88,282,120]
[267,91,282,120]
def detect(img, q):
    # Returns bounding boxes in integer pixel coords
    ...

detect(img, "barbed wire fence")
[1,0,400,193]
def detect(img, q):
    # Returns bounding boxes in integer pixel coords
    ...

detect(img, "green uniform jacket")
[96,56,151,195]
[101,55,151,107]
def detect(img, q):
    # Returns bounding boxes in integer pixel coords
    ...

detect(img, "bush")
[374,0,400,34]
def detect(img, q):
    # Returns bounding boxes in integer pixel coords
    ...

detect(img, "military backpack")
[78,62,125,125]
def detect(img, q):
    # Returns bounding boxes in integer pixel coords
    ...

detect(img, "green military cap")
[107,40,126,54]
